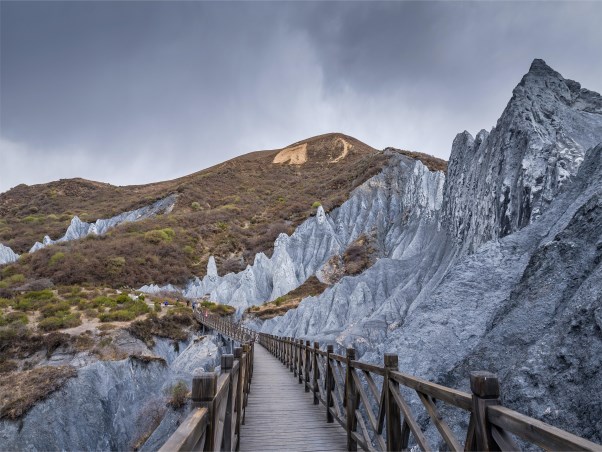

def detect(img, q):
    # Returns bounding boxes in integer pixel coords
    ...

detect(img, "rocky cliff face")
[141,154,445,312]
[444,59,602,252]
[0,332,221,451]
[259,60,602,442]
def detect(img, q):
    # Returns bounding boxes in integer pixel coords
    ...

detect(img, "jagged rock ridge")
[29,195,177,253]
[0,195,177,265]
[259,60,602,442]
[141,153,445,312]
[444,59,602,252]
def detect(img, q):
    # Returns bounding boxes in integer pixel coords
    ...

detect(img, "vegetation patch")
[0,134,400,288]
[127,309,195,347]
[245,276,328,320]
[342,234,376,276]
[198,300,235,317]
[166,380,189,409]
[0,365,77,419]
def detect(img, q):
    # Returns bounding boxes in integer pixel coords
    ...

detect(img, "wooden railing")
[159,315,254,452]
[259,333,602,452]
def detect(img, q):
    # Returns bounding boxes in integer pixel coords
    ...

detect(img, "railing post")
[221,354,234,452]
[470,371,500,452]
[234,347,243,451]
[242,343,250,425]
[384,353,402,452]
[326,344,334,423]
[191,371,218,451]
[298,339,304,384]
[289,338,294,372]
[305,340,311,392]
[346,348,358,451]
[313,341,320,405]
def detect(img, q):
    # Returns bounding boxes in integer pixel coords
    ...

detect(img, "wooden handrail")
[160,314,255,452]
[257,331,602,452]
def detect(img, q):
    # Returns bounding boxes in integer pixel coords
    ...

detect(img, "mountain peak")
[527,58,557,76]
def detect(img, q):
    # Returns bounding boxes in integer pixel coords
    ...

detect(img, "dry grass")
[0,365,77,419]
[386,147,448,172]
[245,276,328,320]
[1,133,391,288]
[0,134,446,290]
[127,309,196,347]
[342,234,376,276]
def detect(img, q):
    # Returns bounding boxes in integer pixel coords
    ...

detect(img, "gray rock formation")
[0,243,19,265]
[28,194,177,253]
[141,156,445,313]
[444,59,602,253]
[0,332,222,451]
[260,61,602,442]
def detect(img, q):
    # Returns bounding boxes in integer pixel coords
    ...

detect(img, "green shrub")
[311,201,321,208]
[49,252,65,267]
[144,228,175,244]
[24,290,55,302]
[40,301,71,318]
[107,257,126,274]
[154,301,162,313]
[99,310,136,322]
[190,202,201,211]
[167,381,189,408]
[38,313,81,331]
[13,298,33,311]
[2,274,25,286]
[8,312,28,325]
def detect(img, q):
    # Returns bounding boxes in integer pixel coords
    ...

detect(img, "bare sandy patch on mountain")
[330,138,352,163]
[272,144,307,164]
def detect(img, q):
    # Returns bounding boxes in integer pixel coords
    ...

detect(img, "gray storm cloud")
[1,1,601,193]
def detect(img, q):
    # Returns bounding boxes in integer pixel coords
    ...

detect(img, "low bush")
[38,313,81,331]
[49,252,65,267]
[167,380,189,409]
[144,228,175,244]
[39,301,72,318]
[0,312,29,326]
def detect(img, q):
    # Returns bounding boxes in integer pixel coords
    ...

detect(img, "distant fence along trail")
[162,314,602,452]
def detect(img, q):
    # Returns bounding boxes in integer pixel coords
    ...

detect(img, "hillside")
[0,133,444,288]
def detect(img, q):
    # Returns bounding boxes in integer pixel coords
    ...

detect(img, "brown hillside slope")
[0,134,446,288]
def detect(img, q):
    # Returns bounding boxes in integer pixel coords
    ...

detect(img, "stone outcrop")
[259,61,602,442]
[0,332,221,451]
[141,155,445,312]
[29,194,177,253]
[444,59,602,253]
[0,243,19,265]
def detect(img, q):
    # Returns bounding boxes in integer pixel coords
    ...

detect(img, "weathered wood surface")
[240,344,350,451]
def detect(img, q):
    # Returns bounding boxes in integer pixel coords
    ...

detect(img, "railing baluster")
[384,354,402,452]
[313,341,320,405]
[326,344,334,423]
[346,348,358,451]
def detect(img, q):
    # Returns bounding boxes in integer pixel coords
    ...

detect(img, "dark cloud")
[1,1,601,192]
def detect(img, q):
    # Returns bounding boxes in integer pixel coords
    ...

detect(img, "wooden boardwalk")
[240,344,349,452]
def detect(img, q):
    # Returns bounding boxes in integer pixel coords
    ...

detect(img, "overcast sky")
[1,1,601,193]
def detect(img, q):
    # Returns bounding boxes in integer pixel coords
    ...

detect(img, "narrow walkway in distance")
[240,344,348,452]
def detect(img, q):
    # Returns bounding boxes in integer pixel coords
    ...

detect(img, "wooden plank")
[488,405,602,452]
[417,391,462,452]
[390,370,472,411]
[158,407,208,452]
[389,384,431,451]
[239,344,350,451]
